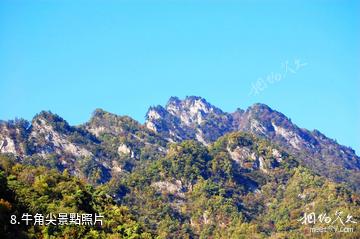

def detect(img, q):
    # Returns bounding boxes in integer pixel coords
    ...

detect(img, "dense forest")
[1,132,359,238]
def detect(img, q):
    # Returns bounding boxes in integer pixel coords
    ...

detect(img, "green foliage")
[0,155,153,239]
[1,130,360,238]
[160,140,211,185]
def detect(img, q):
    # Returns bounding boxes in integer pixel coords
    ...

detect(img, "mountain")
[118,132,360,238]
[145,96,233,143]
[85,108,167,159]
[145,96,360,191]
[2,131,359,238]
[1,96,359,238]
[1,96,359,190]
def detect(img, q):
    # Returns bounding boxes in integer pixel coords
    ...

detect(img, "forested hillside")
[1,97,359,238]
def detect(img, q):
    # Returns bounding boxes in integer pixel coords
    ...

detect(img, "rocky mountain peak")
[166,96,181,106]
[31,111,74,135]
[27,111,94,159]
[249,103,274,112]
[166,96,222,120]
[87,108,142,138]
[146,105,168,120]
[91,108,108,119]
[145,96,232,143]
[33,110,64,123]
[143,96,360,190]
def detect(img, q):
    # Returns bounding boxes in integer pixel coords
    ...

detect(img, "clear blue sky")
[0,0,359,154]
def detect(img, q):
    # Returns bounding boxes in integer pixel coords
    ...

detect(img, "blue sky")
[0,0,359,154]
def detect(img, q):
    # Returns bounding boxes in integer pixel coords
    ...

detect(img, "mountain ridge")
[0,96,359,191]
[1,97,360,238]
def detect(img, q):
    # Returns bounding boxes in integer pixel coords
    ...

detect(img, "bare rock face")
[145,96,233,143]
[0,124,17,155]
[0,119,29,156]
[0,136,17,154]
[152,180,184,196]
[118,144,131,155]
[166,96,212,126]
[227,146,253,166]
[117,144,136,158]
[227,144,281,173]
[29,116,93,158]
